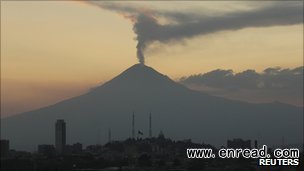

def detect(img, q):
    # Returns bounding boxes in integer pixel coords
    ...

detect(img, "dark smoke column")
[136,43,145,65]
[88,1,303,66]
[133,14,158,66]
[134,14,147,65]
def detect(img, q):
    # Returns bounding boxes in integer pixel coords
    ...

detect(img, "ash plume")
[86,1,303,65]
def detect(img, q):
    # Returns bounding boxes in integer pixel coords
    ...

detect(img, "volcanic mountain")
[1,64,303,151]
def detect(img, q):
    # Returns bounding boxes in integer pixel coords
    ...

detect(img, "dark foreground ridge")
[2,135,303,171]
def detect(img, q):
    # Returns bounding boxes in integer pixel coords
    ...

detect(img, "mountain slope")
[1,64,303,151]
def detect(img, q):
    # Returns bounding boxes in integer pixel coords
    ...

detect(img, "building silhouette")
[227,138,251,149]
[38,144,55,157]
[0,139,9,158]
[65,143,83,154]
[55,119,66,154]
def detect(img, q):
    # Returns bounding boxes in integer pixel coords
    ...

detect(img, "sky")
[1,1,303,118]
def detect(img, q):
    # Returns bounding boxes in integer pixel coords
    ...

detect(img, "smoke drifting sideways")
[86,1,303,65]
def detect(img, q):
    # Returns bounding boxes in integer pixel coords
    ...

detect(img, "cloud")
[86,1,303,64]
[180,66,303,106]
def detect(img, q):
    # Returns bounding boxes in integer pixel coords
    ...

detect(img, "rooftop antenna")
[149,113,152,138]
[132,112,135,139]
[108,128,111,143]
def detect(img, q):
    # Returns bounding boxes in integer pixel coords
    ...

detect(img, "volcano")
[1,64,303,150]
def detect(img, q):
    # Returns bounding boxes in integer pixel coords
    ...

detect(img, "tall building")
[55,119,66,154]
[0,139,9,158]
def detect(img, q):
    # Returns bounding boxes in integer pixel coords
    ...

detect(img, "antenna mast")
[149,113,152,138]
[108,128,111,143]
[132,112,135,139]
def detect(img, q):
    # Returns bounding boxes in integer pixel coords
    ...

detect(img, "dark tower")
[149,113,152,138]
[55,119,66,154]
[132,112,135,139]
[0,140,9,158]
[254,140,258,148]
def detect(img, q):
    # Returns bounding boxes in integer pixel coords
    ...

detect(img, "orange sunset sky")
[1,1,303,117]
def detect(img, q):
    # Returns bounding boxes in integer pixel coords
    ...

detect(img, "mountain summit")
[90,64,190,99]
[94,64,185,92]
[1,64,302,151]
